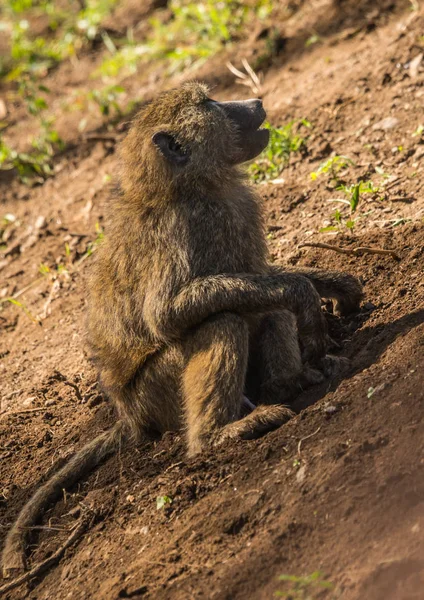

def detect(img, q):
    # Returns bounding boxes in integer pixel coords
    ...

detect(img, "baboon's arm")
[269,265,363,316]
[145,272,327,360]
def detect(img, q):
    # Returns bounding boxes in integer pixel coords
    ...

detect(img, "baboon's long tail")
[2,420,124,578]
[291,268,364,316]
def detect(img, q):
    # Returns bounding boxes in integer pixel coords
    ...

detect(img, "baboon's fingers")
[241,395,256,415]
[326,334,342,350]
[333,295,362,317]
[300,332,328,366]
[320,354,350,377]
[216,405,294,444]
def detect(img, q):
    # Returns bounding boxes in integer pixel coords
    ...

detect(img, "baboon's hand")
[296,289,328,366]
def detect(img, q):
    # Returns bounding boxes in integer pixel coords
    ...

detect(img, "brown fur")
[2,82,363,577]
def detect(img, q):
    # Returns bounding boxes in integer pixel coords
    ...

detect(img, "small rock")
[44,399,56,407]
[372,117,399,131]
[22,396,36,407]
[34,215,47,230]
[324,405,337,415]
[409,53,423,79]
[0,98,7,120]
[413,146,424,161]
[363,301,377,312]
[296,465,307,483]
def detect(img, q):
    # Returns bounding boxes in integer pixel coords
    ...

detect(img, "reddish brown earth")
[1,1,424,598]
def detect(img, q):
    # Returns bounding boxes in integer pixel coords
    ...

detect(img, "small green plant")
[310,155,353,184]
[80,222,104,260]
[156,495,172,510]
[0,115,63,183]
[320,180,379,233]
[412,124,423,137]
[0,73,64,183]
[6,297,41,324]
[38,262,51,275]
[88,84,125,117]
[249,120,310,183]
[99,0,273,77]
[275,571,333,599]
[305,33,321,47]
[1,0,119,79]
[336,180,379,213]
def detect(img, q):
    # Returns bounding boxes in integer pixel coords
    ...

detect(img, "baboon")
[2,82,362,577]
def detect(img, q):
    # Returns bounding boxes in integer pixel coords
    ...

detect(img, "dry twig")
[297,426,321,456]
[226,58,262,96]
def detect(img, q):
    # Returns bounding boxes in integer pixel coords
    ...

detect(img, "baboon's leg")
[182,312,292,456]
[131,345,185,436]
[247,310,324,407]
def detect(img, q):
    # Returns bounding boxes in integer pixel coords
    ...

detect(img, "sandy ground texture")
[1,0,424,598]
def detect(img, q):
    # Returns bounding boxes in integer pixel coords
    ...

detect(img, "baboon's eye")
[152,131,190,167]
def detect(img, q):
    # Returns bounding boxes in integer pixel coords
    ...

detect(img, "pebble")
[296,465,307,483]
[22,396,37,407]
[372,117,399,131]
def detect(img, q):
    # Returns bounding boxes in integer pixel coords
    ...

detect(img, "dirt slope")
[1,1,423,598]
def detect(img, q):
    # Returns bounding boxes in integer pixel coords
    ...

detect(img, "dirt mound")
[1,1,423,598]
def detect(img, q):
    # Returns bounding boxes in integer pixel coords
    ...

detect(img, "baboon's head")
[121,82,269,197]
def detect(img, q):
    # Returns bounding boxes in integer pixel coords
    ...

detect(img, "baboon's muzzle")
[211,98,270,164]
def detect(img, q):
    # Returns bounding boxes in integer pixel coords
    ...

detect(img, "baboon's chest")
[185,201,266,274]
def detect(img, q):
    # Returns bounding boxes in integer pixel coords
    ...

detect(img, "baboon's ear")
[152,132,190,166]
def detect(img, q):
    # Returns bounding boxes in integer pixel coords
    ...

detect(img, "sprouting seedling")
[249,119,311,183]
[6,298,41,325]
[78,222,105,264]
[88,85,125,117]
[305,33,321,47]
[321,180,378,233]
[39,263,51,275]
[336,180,379,213]
[156,495,172,510]
[325,180,378,215]
[275,571,333,599]
[310,155,353,183]
[412,124,423,137]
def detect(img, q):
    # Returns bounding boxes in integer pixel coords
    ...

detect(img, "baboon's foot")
[216,405,294,444]
[299,365,325,388]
